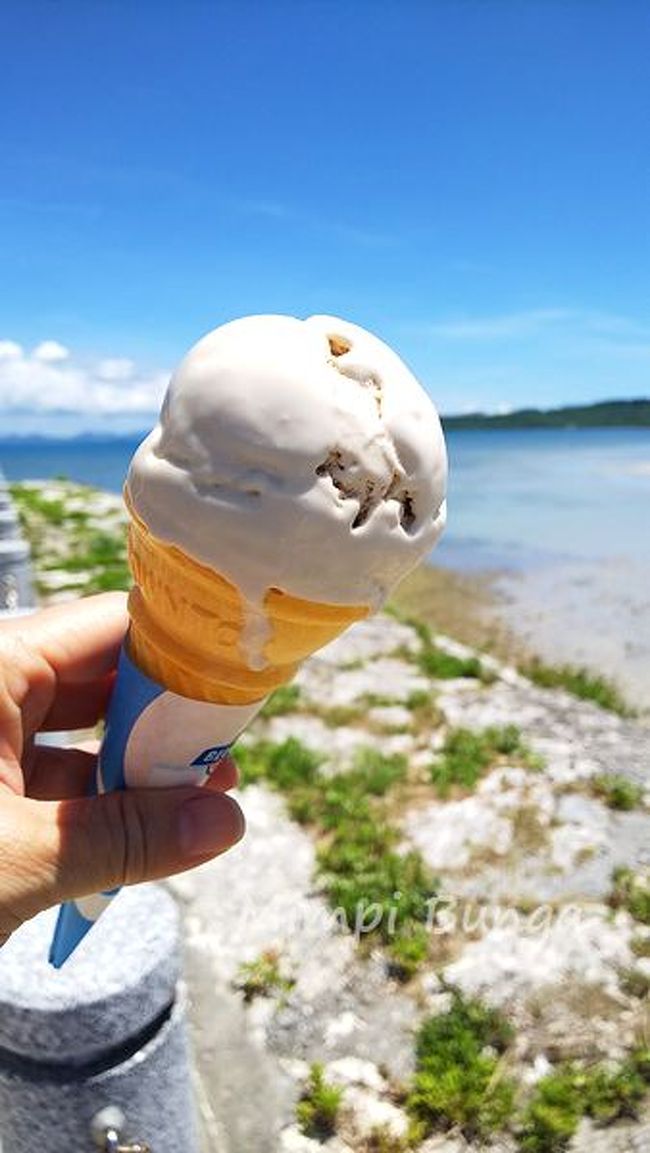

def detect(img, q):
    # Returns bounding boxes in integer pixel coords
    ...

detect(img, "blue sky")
[1,0,649,431]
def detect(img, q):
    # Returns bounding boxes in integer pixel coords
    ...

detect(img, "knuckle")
[112,790,150,886]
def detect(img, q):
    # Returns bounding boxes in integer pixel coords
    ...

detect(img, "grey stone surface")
[170,784,417,1151]
[0,885,197,1153]
[0,885,180,1063]
[0,998,195,1153]
[173,616,650,1152]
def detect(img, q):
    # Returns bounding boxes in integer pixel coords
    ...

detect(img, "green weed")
[419,645,487,682]
[521,658,632,717]
[404,689,443,733]
[592,774,644,811]
[430,725,540,798]
[296,1063,343,1139]
[518,1060,647,1151]
[609,867,650,925]
[517,1066,583,1152]
[619,967,650,999]
[235,737,322,792]
[633,1047,650,1082]
[406,994,515,1141]
[233,949,294,1003]
[11,483,130,594]
[318,703,366,728]
[235,738,435,976]
[631,934,650,959]
[395,614,489,682]
[360,1130,411,1153]
[386,925,430,981]
[259,683,302,718]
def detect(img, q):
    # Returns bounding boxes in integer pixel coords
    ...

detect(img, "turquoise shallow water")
[438,426,650,571]
[1,427,649,702]
[1,427,648,570]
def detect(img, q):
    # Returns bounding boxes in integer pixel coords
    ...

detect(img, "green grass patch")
[591,773,644,811]
[419,645,487,682]
[517,1059,647,1151]
[517,1065,583,1152]
[405,690,432,710]
[11,482,130,595]
[235,737,436,976]
[296,1063,343,1139]
[314,694,402,730]
[609,867,650,925]
[404,689,443,733]
[405,1000,650,1149]
[360,1132,411,1153]
[407,617,492,683]
[362,693,403,707]
[430,725,541,798]
[318,703,366,728]
[520,657,632,716]
[259,683,302,718]
[406,993,516,1142]
[232,948,294,1003]
[631,934,650,959]
[619,967,650,999]
[386,924,431,982]
[344,745,408,796]
[321,838,435,943]
[10,485,68,526]
[235,737,322,792]
[634,1048,650,1082]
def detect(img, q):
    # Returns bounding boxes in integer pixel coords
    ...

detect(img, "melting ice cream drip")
[239,597,273,671]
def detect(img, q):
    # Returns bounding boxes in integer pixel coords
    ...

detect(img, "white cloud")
[97,357,136,381]
[32,340,70,362]
[0,340,23,361]
[0,340,168,415]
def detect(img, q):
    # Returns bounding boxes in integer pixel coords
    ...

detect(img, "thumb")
[0,787,244,928]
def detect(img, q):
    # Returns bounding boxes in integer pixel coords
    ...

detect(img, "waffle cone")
[125,500,368,705]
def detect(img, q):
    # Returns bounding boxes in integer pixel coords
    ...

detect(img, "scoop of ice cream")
[126,314,447,609]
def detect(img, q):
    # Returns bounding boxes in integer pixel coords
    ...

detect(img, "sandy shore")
[392,558,650,713]
[494,557,650,712]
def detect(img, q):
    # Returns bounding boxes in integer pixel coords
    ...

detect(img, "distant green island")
[443,398,650,429]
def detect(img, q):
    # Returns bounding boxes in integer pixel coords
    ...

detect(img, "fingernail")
[179,794,245,859]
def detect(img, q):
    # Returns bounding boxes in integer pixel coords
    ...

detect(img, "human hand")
[0,593,244,947]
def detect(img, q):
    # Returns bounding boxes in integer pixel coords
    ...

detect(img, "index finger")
[0,593,129,683]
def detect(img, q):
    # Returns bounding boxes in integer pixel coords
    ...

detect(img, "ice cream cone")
[50,311,447,968]
[125,496,369,705]
[49,508,369,968]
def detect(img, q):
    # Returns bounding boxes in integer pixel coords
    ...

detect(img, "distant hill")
[442,398,650,429]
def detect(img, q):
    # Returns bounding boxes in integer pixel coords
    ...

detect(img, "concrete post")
[0,473,35,610]
[0,885,200,1153]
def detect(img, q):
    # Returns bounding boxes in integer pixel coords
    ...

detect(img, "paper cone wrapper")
[50,508,368,966]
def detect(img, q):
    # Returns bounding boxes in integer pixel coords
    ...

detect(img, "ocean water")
[1,427,647,570]
[1,427,649,701]
[0,436,141,495]
[439,426,650,571]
